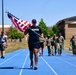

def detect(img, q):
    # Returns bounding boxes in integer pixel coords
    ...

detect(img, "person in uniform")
[39,33,45,56]
[58,33,64,56]
[46,35,51,56]
[70,35,76,55]
[52,34,57,55]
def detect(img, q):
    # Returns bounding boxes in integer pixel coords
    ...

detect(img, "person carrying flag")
[24,19,42,70]
[6,12,42,70]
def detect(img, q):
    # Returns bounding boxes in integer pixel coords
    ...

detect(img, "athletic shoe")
[39,53,42,56]
[30,65,33,69]
[58,54,60,56]
[55,54,56,55]
[52,54,54,56]
[48,54,50,56]
[30,61,33,69]
[41,54,43,56]
[1,56,5,59]
[39,54,43,56]
[34,67,38,70]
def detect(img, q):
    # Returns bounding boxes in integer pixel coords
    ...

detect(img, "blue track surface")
[0,49,76,75]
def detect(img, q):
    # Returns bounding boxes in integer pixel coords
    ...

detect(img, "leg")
[51,46,54,56]
[60,45,62,55]
[39,43,41,55]
[41,44,44,55]
[73,45,76,55]
[33,48,38,70]
[72,45,75,55]
[29,51,33,68]
[39,47,42,56]
[57,43,60,55]
[1,51,3,56]
[0,50,5,58]
[0,44,5,58]
[42,47,43,55]
[58,49,60,55]
[40,43,44,56]
[28,42,34,68]
[47,46,51,56]
[39,47,43,56]
[54,45,57,55]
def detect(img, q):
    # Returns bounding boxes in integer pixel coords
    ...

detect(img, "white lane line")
[55,57,76,68]
[41,57,58,75]
[19,52,28,75]
[0,52,22,65]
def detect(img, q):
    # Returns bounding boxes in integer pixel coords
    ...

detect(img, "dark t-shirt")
[28,26,42,43]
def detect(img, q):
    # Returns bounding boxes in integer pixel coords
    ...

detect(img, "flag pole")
[5,11,19,20]
[1,0,4,37]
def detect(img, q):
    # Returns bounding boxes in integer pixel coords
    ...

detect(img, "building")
[56,16,76,39]
[0,24,23,34]
[0,24,27,42]
[0,24,11,34]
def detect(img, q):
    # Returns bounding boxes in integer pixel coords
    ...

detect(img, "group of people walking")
[39,33,64,56]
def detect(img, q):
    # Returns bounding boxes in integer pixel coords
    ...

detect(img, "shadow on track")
[0,67,32,70]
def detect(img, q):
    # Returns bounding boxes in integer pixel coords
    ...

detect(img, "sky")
[0,0,76,26]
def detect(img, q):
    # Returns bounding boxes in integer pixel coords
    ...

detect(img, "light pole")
[2,0,4,36]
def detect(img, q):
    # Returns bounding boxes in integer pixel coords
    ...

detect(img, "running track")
[0,49,76,75]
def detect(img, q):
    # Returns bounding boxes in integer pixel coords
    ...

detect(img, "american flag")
[7,12,31,32]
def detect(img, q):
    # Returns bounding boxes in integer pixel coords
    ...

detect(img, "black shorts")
[0,44,5,51]
[40,43,44,49]
[28,42,40,51]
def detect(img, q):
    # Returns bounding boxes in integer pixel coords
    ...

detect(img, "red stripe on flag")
[11,18,18,28]
[20,24,24,27]
[24,21,28,24]
[17,22,20,25]
[23,26,27,30]
[7,13,31,32]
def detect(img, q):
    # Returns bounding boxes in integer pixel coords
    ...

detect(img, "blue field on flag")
[0,49,76,75]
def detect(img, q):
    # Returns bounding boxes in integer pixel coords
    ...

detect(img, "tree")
[9,28,19,42]
[18,33,24,39]
[38,18,48,36]
[6,26,14,36]
[47,27,54,37]
[52,25,59,36]
[18,33,24,42]
[7,26,24,42]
